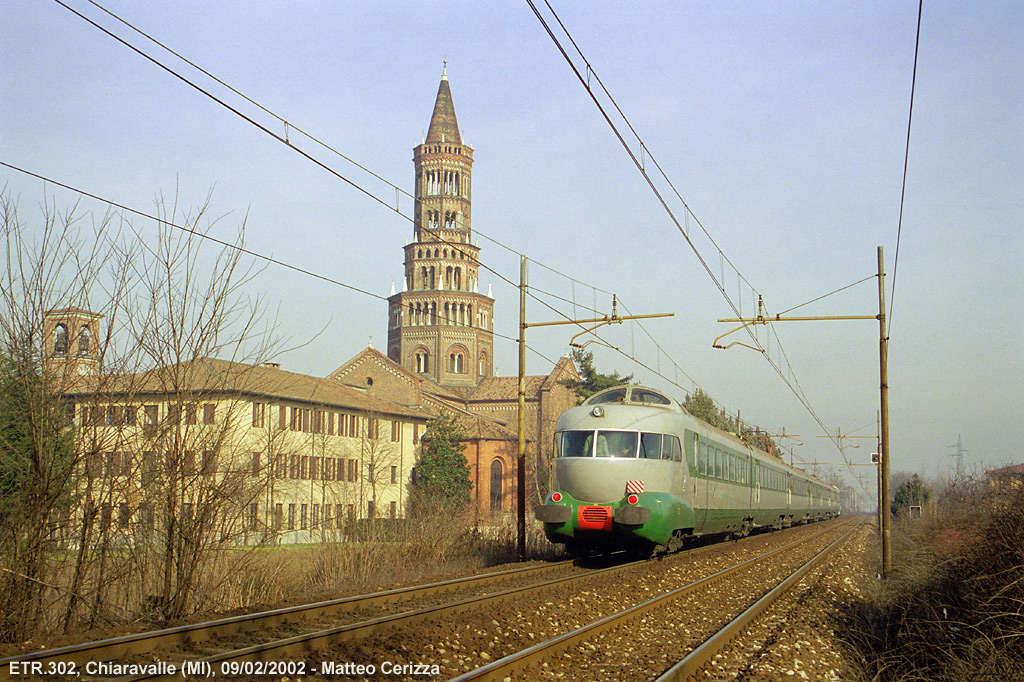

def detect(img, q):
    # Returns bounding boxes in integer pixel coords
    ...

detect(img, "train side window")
[714,449,722,478]
[664,436,682,462]
[639,432,662,459]
[698,443,707,475]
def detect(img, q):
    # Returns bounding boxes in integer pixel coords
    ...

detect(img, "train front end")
[535,386,694,553]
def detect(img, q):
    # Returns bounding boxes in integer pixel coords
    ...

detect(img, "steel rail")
[445,518,858,682]
[654,519,863,682]
[101,525,820,681]
[109,548,700,682]
[0,556,583,679]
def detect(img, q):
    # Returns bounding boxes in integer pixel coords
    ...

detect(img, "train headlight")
[551,492,563,503]
[627,494,639,505]
[591,406,605,418]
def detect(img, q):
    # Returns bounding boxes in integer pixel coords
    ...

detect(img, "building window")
[311,504,319,529]
[274,503,283,530]
[490,459,503,512]
[390,501,397,519]
[202,449,216,475]
[287,504,295,530]
[413,423,419,445]
[300,504,308,529]
[185,404,197,425]
[203,404,215,425]
[391,420,400,442]
[249,503,259,531]
[78,325,90,355]
[252,401,265,428]
[54,324,68,354]
[391,465,398,484]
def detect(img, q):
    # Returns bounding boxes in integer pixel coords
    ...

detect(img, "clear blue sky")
[2,1,1021,503]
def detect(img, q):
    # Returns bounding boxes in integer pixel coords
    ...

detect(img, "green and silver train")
[535,385,840,553]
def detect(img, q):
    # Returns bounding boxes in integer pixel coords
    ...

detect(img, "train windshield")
[557,430,594,458]
[556,430,639,458]
[596,431,638,458]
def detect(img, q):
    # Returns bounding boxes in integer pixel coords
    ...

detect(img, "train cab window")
[557,431,594,457]
[596,430,638,458]
[587,388,628,405]
[663,436,682,462]
[639,433,662,459]
[629,388,672,405]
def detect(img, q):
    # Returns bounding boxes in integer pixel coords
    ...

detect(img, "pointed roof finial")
[442,57,448,81]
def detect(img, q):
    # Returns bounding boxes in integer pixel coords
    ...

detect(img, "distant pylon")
[950,435,968,478]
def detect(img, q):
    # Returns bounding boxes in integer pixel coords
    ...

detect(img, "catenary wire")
[888,0,924,335]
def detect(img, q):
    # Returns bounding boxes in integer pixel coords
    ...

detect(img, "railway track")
[2,519,853,681]
[449,517,862,682]
[0,556,589,681]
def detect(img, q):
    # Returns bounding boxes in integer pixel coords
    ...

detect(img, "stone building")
[53,320,431,546]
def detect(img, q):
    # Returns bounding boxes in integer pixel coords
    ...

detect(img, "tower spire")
[426,66,461,145]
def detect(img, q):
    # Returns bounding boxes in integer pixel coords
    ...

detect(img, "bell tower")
[387,66,494,389]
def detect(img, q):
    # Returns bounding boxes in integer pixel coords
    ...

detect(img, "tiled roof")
[988,463,1024,477]
[469,376,546,402]
[66,357,432,421]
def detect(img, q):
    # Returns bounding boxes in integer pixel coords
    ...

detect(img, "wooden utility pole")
[516,258,672,561]
[517,256,527,561]
[715,246,892,576]
[877,246,891,576]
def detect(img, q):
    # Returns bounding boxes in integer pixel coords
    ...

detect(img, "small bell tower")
[44,307,102,378]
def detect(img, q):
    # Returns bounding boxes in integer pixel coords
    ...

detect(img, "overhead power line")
[888,0,924,335]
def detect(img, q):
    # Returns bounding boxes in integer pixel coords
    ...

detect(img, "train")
[535,384,841,554]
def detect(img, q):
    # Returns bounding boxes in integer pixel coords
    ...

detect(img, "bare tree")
[0,189,136,639]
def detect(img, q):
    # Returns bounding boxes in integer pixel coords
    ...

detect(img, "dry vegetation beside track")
[0,514,561,659]
[837,483,1024,682]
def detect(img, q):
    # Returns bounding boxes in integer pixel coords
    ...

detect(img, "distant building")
[987,463,1024,493]
[56,327,430,546]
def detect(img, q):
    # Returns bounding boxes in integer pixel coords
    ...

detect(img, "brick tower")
[387,66,494,389]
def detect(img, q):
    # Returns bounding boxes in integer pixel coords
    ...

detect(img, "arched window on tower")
[449,353,464,374]
[479,351,488,378]
[454,267,461,291]
[490,459,503,512]
[415,351,430,373]
[78,325,91,355]
[54,324,68,354]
